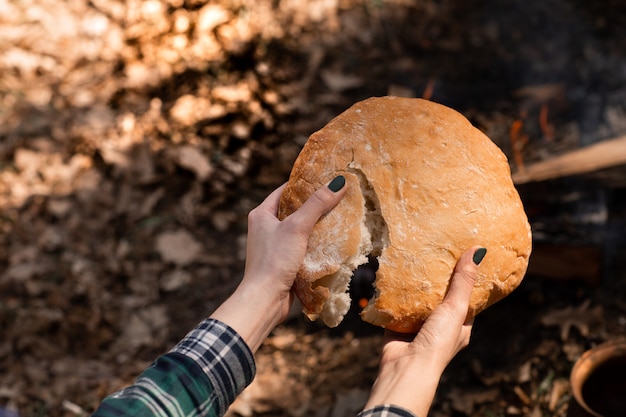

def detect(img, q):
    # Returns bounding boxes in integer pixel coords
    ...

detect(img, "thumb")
[284,175,347,232]
[441,246,485,314]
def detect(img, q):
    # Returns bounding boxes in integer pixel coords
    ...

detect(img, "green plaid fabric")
[92,319,255,417]
[91,318,415,417]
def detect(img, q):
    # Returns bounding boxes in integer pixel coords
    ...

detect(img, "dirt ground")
[2,1,626,416]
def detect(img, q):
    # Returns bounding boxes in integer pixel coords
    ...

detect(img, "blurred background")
[1,0,626,416]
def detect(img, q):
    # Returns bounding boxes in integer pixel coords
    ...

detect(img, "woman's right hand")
[362,246,486,416]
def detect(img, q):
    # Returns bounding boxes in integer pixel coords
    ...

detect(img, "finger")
[442,246,484,311]
[285,175,347,232]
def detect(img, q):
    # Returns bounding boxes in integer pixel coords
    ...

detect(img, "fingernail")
[328,175,346,192]
[473,247,487,265]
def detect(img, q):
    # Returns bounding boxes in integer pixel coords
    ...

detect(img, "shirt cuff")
[171,318,256,416]
[358,405,417,417]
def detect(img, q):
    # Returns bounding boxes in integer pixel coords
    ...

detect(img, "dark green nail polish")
[328,175,346,192]
[473,247,487,265]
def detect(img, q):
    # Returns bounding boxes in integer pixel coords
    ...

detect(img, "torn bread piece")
[278,96,532,333]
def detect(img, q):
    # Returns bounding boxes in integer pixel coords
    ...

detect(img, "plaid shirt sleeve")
[92,318,255,417]
[357,405,417,417]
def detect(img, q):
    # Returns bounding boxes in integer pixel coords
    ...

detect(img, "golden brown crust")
[278,96,532,333]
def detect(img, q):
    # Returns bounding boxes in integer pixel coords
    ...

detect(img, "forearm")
[210,279,288,353]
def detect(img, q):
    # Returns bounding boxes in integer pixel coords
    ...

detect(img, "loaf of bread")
[278,96,532,333]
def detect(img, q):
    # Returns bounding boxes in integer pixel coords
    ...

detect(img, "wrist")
[209,278,289,353]
[364,357,443,416]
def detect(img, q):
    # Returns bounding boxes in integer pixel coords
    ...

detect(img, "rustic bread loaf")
[278,96,532,333]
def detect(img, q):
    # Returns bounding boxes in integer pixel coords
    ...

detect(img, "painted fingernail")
[328,175,346,192]
[473,247,487,265]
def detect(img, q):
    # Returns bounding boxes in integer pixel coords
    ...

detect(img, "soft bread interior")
[315,166,388,327]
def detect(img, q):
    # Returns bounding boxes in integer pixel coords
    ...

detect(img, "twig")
[513,134,626,184]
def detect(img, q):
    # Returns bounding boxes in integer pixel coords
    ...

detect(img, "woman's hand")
[363,246,486,416]
[210,176,347,352]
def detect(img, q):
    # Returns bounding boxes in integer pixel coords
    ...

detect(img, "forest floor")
[2,0,626,416]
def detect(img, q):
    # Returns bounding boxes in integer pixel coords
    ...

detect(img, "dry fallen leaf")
[227,369,312,417]
[160,268,192,292]
[169,95,226,126]
[447,387,500,415]
[175,145,213,180]
[540,300,603,341]
[155,229,202,266]
[320,69,364,92]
